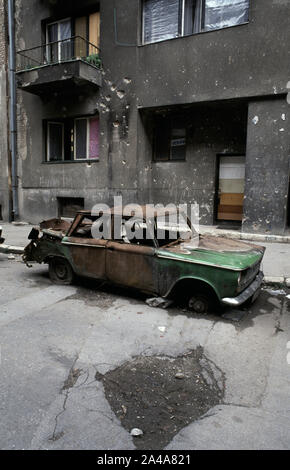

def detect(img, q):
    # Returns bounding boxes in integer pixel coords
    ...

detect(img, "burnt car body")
[23,207,265,313]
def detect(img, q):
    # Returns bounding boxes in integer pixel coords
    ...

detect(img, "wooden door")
[217,156,245,222]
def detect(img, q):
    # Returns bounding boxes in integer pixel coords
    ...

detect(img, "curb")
[199,228,290,244]
[263,276,290,287]
[0,244,25,255]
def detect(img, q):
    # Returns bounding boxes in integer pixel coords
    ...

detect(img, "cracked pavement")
[0,241,290,449]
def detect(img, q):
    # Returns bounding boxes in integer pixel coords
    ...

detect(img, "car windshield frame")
[66,210,197,248]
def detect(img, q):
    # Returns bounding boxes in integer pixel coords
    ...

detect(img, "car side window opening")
[143,0,250,44]
[155,212,194,247]
[71,215,112,240]
[117,218,156,247]
[114,213,194,248]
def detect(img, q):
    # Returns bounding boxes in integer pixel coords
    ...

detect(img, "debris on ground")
[130,428,144,437]
[263,288,286,296]
[95,349,224,450]
[146,297,174,309]
[7,254,16,260]
[175,372,185,379]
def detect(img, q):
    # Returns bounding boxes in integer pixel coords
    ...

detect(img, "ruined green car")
[23,206,265,313]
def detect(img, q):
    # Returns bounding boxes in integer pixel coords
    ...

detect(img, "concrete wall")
[0,0,10,221]
[12,0,290,232]
[243,98,290,234]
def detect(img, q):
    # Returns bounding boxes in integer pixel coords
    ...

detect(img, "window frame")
[153,117,187,162]
[44,114,100,164]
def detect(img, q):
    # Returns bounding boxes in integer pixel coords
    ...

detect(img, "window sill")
[140,21,249,47]
[153,159,186,163]
[42,159,99,165]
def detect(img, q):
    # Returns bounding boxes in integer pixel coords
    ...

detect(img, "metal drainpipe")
[7,0,18,221]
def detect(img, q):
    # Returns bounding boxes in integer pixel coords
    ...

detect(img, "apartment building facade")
[0,0,290,234]
[0,0,10,221]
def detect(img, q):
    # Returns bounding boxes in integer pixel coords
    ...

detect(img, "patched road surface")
[0,252,290,450]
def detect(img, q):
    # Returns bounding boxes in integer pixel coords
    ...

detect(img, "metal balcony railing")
[16,36,101,72]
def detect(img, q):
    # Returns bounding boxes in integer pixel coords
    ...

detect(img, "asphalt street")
[0,242,290,450]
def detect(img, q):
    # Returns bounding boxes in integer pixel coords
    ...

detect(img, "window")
[75,118,88,160]
[74,12,101,55]
[204,0,249,31]
[47,122,64,161]
[154,117,187,161]
[143,0,249,44]
[47,19,72,62]
[45,12,100,63]
[45,115,99,162]
[58,197,84,218]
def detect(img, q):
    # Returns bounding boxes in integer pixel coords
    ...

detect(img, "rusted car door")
[62,237,108,280]
[106,241,158,294]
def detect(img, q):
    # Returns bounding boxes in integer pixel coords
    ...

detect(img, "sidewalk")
[1,222,290,286]
[199,224,290,244]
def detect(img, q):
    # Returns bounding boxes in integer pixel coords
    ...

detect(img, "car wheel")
[188,295,210,314]
[49,257,74,285]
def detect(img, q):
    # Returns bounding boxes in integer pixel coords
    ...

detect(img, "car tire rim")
[55,262,68,280]
[188,297,208,314]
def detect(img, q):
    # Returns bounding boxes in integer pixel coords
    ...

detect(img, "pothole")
[96,348,225,450]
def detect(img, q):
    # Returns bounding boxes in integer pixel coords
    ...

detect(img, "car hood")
[157,235,265,271]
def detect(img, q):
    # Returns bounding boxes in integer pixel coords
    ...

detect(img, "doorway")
[216,155,245,223]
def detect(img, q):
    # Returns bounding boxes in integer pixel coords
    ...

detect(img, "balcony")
[16,36,102,96]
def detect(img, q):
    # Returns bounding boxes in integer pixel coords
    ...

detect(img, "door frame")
[214,153,245,224]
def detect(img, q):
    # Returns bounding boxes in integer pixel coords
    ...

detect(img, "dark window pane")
[204,0,249,31]
[154,119,170,161]
[47,23,58,43]
[170,128,186,160]
[47,24,58,63]
[75,119,87,159]
[143,0,180,44]
[48,123,63,161]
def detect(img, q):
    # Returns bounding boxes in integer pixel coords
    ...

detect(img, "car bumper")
[222,271,264,307]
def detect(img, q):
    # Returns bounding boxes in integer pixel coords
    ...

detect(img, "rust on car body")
[40,218,71,233]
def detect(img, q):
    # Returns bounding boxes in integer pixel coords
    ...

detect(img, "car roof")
[77,205,181,218]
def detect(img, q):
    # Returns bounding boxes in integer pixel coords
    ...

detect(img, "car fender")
[164,275,221,301]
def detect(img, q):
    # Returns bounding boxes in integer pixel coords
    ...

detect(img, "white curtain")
[204,0,249,31]
[143,0,180,44]
[59,20,72,61]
